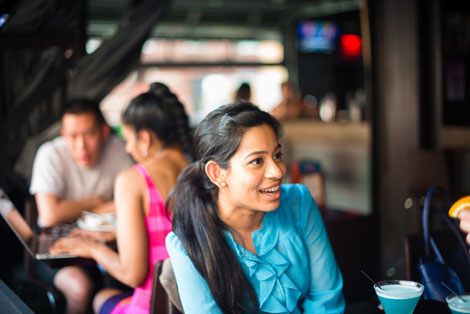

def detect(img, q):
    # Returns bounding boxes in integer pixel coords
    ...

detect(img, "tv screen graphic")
[296,20,339,54]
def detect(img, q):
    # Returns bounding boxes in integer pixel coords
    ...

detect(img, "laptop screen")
[0,190,77,260]
[0,205,36,256]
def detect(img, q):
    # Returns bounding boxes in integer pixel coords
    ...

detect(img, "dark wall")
[297,10,364,111]
[440,0,470,126]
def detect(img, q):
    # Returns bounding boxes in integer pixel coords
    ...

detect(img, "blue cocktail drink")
[446,293,470,314]
[374,280,424,314]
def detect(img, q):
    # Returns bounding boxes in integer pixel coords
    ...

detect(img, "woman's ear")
[205,161,226,188]
[137,129,151,147]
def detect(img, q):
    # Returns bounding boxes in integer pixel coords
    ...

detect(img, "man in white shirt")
[29,99,133,314]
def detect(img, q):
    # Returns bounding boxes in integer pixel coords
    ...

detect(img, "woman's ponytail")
[168,161,258,314]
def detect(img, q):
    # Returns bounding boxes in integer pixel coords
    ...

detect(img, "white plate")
[76,216,116,232]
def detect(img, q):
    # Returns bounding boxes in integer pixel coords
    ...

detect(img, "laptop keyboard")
[36,236,60,255]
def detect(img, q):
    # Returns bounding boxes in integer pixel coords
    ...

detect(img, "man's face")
[61,113,107,168]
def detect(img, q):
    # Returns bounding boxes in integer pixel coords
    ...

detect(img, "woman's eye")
[250,158,263,165]
[274,152,284,160]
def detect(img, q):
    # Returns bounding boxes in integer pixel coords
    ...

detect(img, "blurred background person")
[270,80,317,121]
[270,80,304,120]
[234,82,252,103]
[30,99,133,226]
[51,90,192,314]
[29,99,133,314]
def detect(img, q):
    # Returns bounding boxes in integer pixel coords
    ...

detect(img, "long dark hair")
[122,91,192,158]
[168,102,282,314]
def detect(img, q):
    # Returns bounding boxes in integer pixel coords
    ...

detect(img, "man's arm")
[91,200,115,214]
[35,192,103,226]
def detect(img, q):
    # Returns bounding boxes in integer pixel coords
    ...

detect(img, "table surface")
[414,299,450,314]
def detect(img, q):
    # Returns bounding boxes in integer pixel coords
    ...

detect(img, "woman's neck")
[146,145,181,160]
[217,204,264,255]
[217,203,265,234]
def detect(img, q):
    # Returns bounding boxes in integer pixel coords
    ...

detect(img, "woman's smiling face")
[218,123,286,214]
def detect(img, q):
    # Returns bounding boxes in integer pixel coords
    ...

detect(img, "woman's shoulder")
[278,184,316,224]
[280,184,311,202]
[165,232,189,256]
[115,167,145,195]
[117,166,141,182]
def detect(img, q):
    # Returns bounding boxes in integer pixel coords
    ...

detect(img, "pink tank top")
[111,164,172,314]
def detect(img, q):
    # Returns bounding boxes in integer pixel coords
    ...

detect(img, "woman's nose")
[265,159,285,179]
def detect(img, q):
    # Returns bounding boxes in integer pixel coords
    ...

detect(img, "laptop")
[0,190,76,260]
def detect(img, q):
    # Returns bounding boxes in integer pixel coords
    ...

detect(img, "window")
[100,38,287,127]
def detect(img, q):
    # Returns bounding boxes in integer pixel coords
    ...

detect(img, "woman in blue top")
[166,102,345,314]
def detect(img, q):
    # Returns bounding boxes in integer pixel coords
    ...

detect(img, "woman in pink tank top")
[51,86,192,314]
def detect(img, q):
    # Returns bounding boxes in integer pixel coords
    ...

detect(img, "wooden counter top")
[282,120,370,147]
[280,119,372,215]
[441,126,470,149]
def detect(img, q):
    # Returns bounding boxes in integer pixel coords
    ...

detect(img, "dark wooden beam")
[0,33,75,49]
[139,62,284,68]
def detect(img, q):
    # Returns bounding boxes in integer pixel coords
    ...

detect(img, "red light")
[340,34,362,59]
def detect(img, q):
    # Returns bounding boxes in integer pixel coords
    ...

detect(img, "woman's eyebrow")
[243,144,282,159]
[244,150,268,159]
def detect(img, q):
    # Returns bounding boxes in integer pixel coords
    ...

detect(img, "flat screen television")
[296,20,339,54]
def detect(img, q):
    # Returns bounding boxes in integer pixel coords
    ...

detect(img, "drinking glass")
[374,280,424,314]
[446,293,470,314]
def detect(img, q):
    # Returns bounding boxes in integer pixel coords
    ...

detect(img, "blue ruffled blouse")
[166,184,345,314]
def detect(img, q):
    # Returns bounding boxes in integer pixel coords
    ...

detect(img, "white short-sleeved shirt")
[30,134,133,202]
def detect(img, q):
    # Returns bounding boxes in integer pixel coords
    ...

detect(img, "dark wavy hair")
[168,102,282,314]
[150,82,193,157]
[122,91,192,157]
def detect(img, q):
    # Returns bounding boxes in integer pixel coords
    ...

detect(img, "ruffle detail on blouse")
[243,247,302,313]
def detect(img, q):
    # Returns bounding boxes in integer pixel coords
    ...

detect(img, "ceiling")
[88,0,359,39]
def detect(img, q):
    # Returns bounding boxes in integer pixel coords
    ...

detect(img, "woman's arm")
[51,168,149,287]
[297,185,345,314]
[166,232,223,314]
[111,169,149,286]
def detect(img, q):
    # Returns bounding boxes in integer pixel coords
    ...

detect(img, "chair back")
[24,196,38,231]
[23,196,38,277]
[405,229,456,281]
[290,160,326,211]
[404,228,470,289]
[150,261,183,314]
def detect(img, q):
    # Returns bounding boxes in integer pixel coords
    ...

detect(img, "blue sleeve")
[295,185,345,314]
[165,232,223,314]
